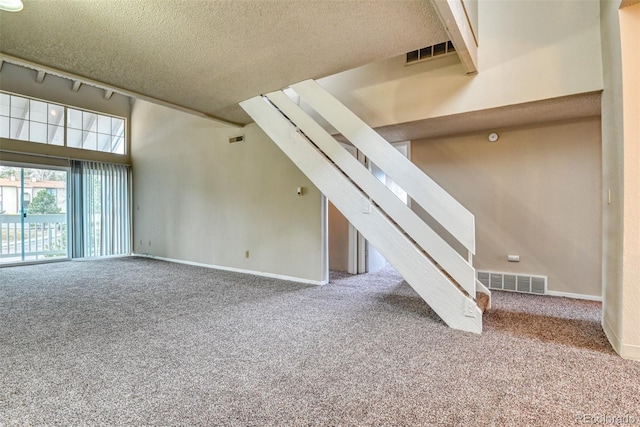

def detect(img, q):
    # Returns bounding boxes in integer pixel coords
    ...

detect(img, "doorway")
[328,141,410,275]
[0,165,69,264]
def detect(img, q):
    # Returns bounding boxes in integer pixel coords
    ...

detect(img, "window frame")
[0,91,128,156]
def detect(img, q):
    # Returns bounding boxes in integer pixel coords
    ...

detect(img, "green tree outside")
[28,191,61,214]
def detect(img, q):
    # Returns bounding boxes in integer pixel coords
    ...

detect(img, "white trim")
[132,254,328,286]
[603,316,623,356]
[545,290,602,302]
[603,316,640,361]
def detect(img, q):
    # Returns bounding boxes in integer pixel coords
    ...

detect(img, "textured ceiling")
[0,0,448,125]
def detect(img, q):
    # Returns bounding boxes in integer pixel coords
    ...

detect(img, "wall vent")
[229,135,244,144]
[406,41,456,65]
[477,270,547,295]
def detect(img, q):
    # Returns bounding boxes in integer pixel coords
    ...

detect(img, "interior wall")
[411,118,602,297]
[130,100,326,284]
[315,0,602,129]
[600,0,640,360]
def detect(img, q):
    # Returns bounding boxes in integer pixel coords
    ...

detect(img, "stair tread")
[476,292,490,314]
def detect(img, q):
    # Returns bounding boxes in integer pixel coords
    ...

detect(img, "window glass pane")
[30,100,48,123]
[10,118,29,140]
[67,128,83,148]
[111,118,124,135]
[0,93,10,116]
[49,125,64,146]
[67,108,83,129]
[1,92,126,155]
[113,135,125,154]
[0,116,9,138]
[97,132,112,152]
[97,115,111,134]
[83,131,97,150]
[82,112,97,132]
[10,96,29,120]
[48,104,64,125]
[30,121,47,143]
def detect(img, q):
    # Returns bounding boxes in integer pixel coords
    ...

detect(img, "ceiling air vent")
[406,41,456,65]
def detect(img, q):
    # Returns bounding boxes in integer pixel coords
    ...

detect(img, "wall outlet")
[508,255,520,262]
[245,250,250,258]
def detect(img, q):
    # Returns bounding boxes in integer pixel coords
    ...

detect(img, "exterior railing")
[0,214,67,260]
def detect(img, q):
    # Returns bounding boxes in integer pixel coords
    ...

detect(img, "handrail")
[266,90,475,296]
[291,79,476,254]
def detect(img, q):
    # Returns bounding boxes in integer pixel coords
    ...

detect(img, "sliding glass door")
[0,165,69,264]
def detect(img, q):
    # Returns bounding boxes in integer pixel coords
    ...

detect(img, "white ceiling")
[0,0,449,125]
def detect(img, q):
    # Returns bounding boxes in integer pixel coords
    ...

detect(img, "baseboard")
[545,290,602,302]
[603,317,640,361]
[132,253,328,286]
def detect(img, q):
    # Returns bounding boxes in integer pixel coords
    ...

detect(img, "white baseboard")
[131,253,328,286]
[603,317,640,361]
[545,290,602,302]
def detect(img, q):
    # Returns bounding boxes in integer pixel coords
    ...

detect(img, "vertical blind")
[71,161,131,258]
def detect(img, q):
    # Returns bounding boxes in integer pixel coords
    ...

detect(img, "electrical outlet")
[245,250,249,258]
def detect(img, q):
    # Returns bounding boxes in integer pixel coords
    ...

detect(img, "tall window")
[0,92,126,155]
[71,161,130,258]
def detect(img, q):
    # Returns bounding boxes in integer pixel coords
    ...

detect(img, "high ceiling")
[0,0,449,125]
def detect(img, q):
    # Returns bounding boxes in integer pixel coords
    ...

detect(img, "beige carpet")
[1,257,638,426]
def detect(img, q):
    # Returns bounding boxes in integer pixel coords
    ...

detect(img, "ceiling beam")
[104,89,114,100]
[0,53,244,128]
[433,0,478,75]
[71,80,82,92]
[36,70,46,83]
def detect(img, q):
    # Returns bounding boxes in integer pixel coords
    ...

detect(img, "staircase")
[240,80,490,333]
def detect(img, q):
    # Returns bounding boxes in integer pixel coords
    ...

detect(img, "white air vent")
[406,41,456,65]
[229,135,244,144]
[477,270,547,295]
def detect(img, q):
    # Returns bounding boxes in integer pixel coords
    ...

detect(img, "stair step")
[476,292,490,314]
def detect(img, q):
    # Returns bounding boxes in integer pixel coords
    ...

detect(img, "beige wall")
[411,118,602,297]
[600,0,640,360]
[130,100,326,284]
[316,0,602,129]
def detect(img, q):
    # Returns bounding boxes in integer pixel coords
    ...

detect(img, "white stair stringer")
[291,80,476,255]
[266,90,476,296]
[240,95,483,334]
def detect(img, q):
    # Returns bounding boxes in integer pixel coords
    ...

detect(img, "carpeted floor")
[1,257,638,426]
